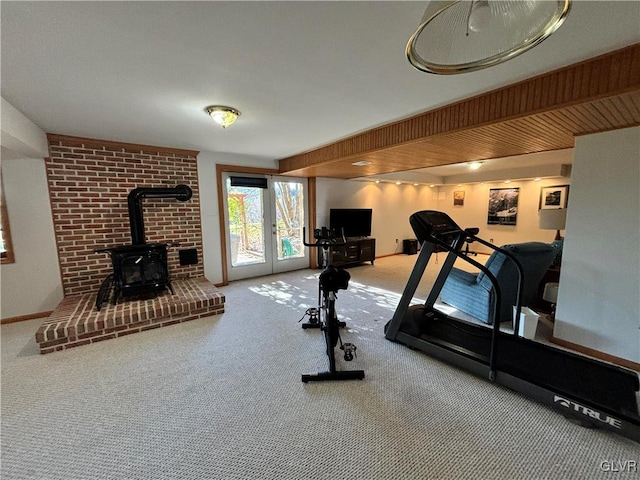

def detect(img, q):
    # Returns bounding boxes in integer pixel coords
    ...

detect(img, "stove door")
[113,247,169,290]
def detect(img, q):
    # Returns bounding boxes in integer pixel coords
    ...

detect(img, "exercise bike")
[299,227,365,383]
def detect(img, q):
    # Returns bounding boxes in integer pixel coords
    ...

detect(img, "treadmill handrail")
[302,227,347,248]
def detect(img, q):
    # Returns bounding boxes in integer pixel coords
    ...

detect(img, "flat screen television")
[329,208,372,238]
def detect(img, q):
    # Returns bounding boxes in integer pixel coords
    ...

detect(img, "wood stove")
[94,184,192,310]
[96,243,174,306]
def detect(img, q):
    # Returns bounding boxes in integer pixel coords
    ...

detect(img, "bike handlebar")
[302,227,347,248]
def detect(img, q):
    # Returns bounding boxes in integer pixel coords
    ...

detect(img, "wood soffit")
[278,43,640,179]
[46,134,200,158]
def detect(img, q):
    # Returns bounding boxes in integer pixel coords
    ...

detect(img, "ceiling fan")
[407,0,571,74]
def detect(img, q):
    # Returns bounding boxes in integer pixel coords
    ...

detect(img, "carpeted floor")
[2,254,639,479]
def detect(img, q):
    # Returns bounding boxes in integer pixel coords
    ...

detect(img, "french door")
[222,173,309,281]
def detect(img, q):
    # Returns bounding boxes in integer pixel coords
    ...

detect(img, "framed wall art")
[453,190,465,206]
[540,185,569,209]
[487,187,519,225]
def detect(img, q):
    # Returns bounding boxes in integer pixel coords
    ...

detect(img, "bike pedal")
[341,342,357,361]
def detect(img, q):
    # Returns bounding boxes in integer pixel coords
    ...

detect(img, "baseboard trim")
[550,335,640,372]
[2,311,53,325]
[376,252,403,259]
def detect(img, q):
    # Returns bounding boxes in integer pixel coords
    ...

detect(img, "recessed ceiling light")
[504,179,511,183]
[469,161,483,170]
[413,183,419,186]
[352,161,372,167]
[395,181,402,185]
[374,179,380,184]
[429,184,435,188]
[534,177,541,181]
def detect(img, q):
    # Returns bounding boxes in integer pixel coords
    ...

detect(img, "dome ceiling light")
[205,105,241,128]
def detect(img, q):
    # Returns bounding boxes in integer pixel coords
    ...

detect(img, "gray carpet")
[2,255,639,479]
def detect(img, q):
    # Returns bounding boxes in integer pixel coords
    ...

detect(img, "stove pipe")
[127,184,193,245]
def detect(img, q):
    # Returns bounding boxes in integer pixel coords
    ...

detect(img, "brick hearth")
[36,277,225,354]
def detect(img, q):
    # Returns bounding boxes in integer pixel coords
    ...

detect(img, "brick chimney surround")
[35,134,225,354]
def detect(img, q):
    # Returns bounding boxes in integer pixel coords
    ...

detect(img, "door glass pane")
[274,180,305,260]
[226,179,266,266]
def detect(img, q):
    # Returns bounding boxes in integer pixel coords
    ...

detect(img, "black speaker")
[403,239,418,255]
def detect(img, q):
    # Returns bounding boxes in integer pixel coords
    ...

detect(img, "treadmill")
[385,210,640,443]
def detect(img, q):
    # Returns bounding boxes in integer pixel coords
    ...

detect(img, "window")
[0,176,14,264]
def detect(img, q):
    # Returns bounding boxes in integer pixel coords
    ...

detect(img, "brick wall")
[46,134,204,296]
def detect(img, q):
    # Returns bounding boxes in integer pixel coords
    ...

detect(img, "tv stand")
[317,237,375,268]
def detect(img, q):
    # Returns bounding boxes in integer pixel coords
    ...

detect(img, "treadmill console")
[409,211,462,243]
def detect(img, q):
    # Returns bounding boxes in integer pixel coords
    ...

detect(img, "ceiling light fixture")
[469,161,483,170]
[205,105,241,128]
[352,161,372,166]
[406,0,571,74]
[467,0,491,33]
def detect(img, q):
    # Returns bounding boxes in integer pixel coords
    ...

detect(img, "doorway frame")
[216,164,316,285]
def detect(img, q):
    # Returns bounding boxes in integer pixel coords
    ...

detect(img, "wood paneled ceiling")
[278,44,640,179]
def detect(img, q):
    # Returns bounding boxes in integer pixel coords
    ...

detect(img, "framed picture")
[487,187,519,225]
[540,185,569,209]
[453,190,465,206]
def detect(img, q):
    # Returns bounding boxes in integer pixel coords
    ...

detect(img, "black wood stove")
[94,185,192,310]
[95,242,175,306]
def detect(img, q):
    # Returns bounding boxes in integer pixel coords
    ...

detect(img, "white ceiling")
[2,1,639,178]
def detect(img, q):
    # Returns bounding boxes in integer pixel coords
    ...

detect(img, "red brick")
[91,334,116,343]
[36,278,224,353]
[118,328,141,337]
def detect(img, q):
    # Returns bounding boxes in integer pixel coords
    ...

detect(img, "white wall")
[0,97,62,319]
[435,179,570,252]
[1,97,49,158]
[0,158,64,318]
[316,179,438,255]
[317,177,569,256]
[554,127,640,363]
